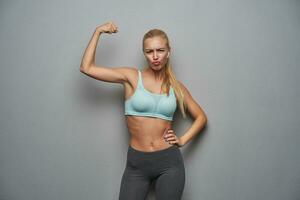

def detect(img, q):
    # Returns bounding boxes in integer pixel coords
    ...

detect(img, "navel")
[150,141,154,147]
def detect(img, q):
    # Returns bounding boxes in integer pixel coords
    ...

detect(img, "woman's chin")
[151,67,162,71]
[150,64,162,70]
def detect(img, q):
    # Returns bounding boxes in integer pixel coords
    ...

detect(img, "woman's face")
[143,36,170,71]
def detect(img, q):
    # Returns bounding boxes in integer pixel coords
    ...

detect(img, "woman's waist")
[126,117,173,152]
[129,135,173,152]
[128,125,170,142]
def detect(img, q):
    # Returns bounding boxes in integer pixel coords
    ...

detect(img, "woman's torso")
[123,68,176,152]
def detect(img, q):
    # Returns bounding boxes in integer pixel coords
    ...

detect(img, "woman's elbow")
[80,65,88,73]
[198,114,207,125]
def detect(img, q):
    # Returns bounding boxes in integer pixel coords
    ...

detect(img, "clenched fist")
[96,21,118,34]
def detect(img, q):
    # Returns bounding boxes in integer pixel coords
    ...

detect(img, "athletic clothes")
[119,145,185,200]
[124,70,177,121]
[122,70,184,199]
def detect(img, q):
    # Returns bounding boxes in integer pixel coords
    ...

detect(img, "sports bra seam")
[124,111,173,121]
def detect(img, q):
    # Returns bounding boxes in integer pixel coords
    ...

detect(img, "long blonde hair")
[142,29,187,118]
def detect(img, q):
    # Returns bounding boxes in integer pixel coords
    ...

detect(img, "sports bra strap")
[137,70,142,89]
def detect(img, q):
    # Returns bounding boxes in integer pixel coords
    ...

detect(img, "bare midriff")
[125,115,174,152]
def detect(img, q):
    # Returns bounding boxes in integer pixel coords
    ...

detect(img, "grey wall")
[1,0,300,199]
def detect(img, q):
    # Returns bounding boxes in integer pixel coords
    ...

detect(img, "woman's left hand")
[164,129,184,147]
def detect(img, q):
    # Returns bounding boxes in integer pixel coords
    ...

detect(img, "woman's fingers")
[164,132,178,144]
[111,23,118,32]
[165,134,176,140]
[163,130,184,147]
[109,21,118,33]
[96,21,118,34]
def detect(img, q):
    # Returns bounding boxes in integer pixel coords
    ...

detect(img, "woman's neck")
[145,67,165,82]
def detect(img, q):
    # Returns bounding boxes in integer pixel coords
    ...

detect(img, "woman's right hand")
[96,21,118,34]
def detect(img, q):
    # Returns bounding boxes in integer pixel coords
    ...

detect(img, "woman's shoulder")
[125,66,139,77]
[121,66,140,85]
[177,80,192,97]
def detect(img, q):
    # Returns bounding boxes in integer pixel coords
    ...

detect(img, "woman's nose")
[153,51,158,59]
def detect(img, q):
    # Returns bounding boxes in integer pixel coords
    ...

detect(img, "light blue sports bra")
[125,70,177,121]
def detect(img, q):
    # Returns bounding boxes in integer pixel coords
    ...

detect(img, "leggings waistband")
[128,145,179,156]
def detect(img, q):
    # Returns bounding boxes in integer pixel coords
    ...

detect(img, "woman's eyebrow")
[145,48,166,50]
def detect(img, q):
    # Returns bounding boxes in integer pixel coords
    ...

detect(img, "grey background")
[1,0,300,199]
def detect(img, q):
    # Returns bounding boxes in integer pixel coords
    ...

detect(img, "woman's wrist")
[95,28,103,34]
[177,137,185,147]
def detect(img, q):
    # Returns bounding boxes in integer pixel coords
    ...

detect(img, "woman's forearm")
[179,116,207,146]
[80,29,102,72]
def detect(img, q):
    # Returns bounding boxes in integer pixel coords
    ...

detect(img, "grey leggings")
[119,145,185,200]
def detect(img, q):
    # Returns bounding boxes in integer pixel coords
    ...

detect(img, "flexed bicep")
[81,65,133,85]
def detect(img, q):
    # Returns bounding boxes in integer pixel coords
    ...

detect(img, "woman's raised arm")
[79,21,132,84]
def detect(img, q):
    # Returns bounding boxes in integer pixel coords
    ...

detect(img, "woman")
[80,21,207,200]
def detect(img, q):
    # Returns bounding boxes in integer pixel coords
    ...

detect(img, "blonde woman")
[80,21,207,200]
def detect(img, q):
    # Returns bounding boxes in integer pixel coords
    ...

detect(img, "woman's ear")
[167,52,170,58]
